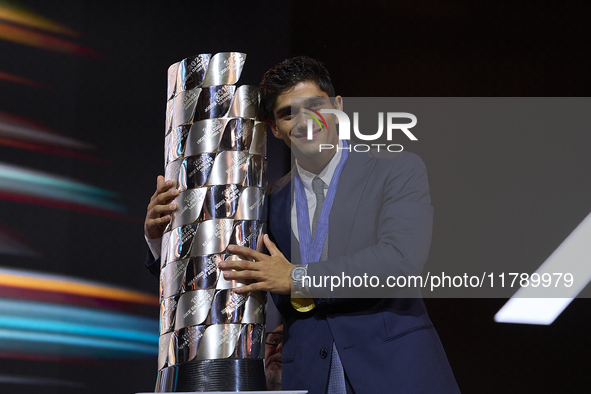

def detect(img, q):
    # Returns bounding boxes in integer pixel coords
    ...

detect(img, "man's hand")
[220,235,292,295]
[144,175,179,239]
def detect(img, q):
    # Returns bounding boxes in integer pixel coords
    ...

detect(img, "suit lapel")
[328,150,375,257]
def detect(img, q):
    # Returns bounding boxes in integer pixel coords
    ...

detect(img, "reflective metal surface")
[185,118,228,156]
[242,292,266,325]
[235,187,265,220]
[232,323,265,358]
[194,84,236,121]
[218,118,254,151]
[165,124,191,166]
[183,254,222,291]
[207,151,250,185]
[230,220,264,250]
[167,62,180,100]
[158,331,173,370]
[159,296,179,335]
[172,87,201,129]
[201,52,246,88]
[175,290,215,328]
[160,259,189,299]
[177,153,217,191]
[170,187,207,229]
[249,122,267,156]
[158,52,266,392]
[227,85,260,119]
[197,324,241,360]
[192,219,234,256]
[164,157,183,189]
[168,325,206,366]
[210,289,246,324]
[167,224,199,262]
[201,184,242,220]
[176,54,211,93]
[244,154,267,187]
[165,98,174,135]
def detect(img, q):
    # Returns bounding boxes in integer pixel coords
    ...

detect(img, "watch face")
[292,266,306,280]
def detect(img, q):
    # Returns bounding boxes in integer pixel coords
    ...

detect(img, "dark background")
[0,0,589,393]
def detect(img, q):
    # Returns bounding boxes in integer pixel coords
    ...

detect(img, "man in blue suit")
[219,57,460,393]
[145,57,460,393]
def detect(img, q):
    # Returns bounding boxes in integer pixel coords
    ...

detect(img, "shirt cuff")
[145,235,162,260]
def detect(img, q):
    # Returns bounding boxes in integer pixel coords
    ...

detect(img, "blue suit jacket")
[267,149,460,394]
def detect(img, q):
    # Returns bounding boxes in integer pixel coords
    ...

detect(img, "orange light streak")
[0,272,158,306]
[0,22,104,58]
[0,71,48,87]
[0,3,78,36]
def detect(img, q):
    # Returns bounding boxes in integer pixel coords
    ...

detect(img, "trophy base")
[155,359,266,392]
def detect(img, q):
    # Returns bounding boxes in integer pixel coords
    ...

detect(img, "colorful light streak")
[0,112,109,162]
[0,111,91,150]
[0,22,103,58]
[0,71,48,87]
[0,274,159,359]
[0,298,158,330]
[0,1,78,36]
[0,162,127,214]
[0,267,158,306]
[0,328,157,355]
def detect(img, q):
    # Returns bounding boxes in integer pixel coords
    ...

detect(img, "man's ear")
[267,119,281,139]
[333,96,343,123]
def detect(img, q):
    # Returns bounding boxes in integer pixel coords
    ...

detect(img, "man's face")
[264,324,283,390]
[270,81,342,162]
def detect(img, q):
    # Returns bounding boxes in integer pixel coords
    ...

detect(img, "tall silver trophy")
[157,52,267,392]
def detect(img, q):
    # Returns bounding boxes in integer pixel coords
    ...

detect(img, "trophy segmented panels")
[157,52,267,392]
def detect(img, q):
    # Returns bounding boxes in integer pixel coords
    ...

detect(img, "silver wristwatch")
[290,264,308,292]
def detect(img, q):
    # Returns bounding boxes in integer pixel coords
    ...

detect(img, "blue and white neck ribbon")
[294,140,349,265]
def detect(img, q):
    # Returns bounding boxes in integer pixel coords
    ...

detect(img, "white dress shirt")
[291,140,343,240]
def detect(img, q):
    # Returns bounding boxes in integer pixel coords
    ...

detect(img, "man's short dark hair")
[258,56,335,122]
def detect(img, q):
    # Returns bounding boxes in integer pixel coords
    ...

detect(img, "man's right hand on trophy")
[144,175,178,240]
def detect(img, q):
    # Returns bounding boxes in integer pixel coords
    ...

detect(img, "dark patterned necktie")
[311,177,329,261]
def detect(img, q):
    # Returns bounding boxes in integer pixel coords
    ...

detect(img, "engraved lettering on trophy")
[188,56,205,74]
[201,220,232,247]
[216,324,241,346]
[186,255,220,287]
[163,299,177,322]
[225,152,249,174]
[221,292,247,315]
[188,155,214,178]
[234,121,252,141]
[240,90,259,110]
[252,324,264,343]
[179,328,203,349]
[249,191,264,211]
[170,261,186,283]
[219,53,245,76]
[182,291,213,319]
[204,85,233,113]
[179,189,206,216]
[159,336,169,353]
[196,120,224,145]
[183,90,198,111]
[179,225,197,245]
[215,185,240,209]
[238,223,260,247]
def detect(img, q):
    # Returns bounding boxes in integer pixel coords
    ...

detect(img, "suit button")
[320,348,328,359]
